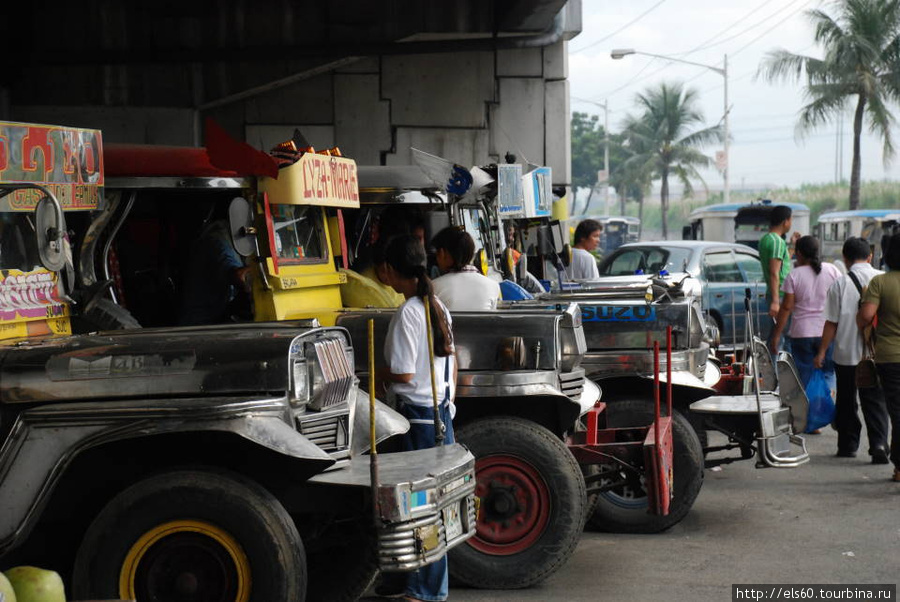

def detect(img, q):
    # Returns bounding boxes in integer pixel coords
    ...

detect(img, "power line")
[729,0,816,59]
[571,0,669,54]
[671,0,782,57]
[683,0,809,56]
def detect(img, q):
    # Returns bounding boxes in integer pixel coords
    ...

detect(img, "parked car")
[598,241,771,346]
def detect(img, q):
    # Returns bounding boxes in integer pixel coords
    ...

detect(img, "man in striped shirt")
[758,205,800,318]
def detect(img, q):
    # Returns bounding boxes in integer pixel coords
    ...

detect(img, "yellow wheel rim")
[119,519,252,602]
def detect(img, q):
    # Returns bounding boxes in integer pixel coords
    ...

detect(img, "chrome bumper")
[307,443,477,571]
[582,345,709,382]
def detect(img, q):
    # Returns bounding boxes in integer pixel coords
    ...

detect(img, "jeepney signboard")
[498,164,525,217]
[0,121,104,211]
[260,153,360,209]
[0,269,70,339]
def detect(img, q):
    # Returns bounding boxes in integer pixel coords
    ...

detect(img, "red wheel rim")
[468,455,551,555]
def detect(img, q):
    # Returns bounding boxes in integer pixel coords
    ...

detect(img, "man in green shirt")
[857,232,900,481]
[758,205,799,317]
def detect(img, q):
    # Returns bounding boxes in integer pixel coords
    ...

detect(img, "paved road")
[451,429,899,602]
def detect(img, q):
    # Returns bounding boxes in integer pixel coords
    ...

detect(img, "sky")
[567,0,900,192]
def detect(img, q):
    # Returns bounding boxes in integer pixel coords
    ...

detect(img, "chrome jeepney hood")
[0,322,346,404]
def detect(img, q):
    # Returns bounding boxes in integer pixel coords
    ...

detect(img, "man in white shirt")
[567,219,601,281]
[431,227,501,311]
[814,237,890,462]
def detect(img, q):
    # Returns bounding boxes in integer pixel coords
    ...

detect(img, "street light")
[611,48,730,204]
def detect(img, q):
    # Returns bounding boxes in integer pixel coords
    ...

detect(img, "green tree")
[608,132,653,221]
[570,111,605,214]
[621,82,722,238]
[759,0,900,210]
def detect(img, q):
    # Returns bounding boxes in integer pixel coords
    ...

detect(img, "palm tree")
[608,136,653,220]
[621,82,723,239]
[759,0,900,210]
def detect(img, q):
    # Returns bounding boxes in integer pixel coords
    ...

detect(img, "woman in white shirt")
[379,233,455,602]
[432,226,502,310]
[568,219,601,280]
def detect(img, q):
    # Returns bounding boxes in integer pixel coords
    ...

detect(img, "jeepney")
[815,209,900,271]
[440,159,810,529]
[0,122,477,602]
[97,141,680,590]
[683,200,810,249]
[336,161,697,562]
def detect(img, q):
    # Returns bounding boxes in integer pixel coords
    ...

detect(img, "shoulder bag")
[848,271,879,389]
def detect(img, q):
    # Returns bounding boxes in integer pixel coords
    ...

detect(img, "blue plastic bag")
[804,369,836,433]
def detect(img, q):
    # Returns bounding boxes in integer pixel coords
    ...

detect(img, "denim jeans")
[876,363,900,469]
[390,397,455,602]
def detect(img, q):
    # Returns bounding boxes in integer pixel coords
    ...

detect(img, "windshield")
[598,246,694,276]
[269,204,327,264]
[735,222,768,249]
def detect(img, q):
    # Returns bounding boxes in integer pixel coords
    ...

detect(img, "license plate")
[443,502,463,542]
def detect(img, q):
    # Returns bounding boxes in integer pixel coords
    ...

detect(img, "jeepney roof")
[689,201,809,219]
[818,209,900,221]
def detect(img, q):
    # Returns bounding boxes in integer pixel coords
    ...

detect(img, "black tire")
[72,469,306,602]
[72,298,141,332]
[305,517,378,602]
[586,399,703,534]
[449,417,586,589]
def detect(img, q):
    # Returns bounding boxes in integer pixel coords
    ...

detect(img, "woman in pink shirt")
[770,236,842,390]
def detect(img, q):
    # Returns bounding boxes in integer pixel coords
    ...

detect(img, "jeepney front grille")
[377,494,477,572]
[298,412,349,453]
[559,367,586,400]
[309,338,354,411]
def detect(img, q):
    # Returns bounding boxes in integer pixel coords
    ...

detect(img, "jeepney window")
[735,222,767,243]
[270,204,327,264]
[461,208,488,250]
[0,213,38,272]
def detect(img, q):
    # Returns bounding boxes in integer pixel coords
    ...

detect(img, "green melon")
[0,571,17,602]
[4,567,64,602]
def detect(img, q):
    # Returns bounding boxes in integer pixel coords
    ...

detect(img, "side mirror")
[228,196,258,257]
[35,194,67,272]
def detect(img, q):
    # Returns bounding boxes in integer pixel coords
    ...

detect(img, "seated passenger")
[179,219,250,325]
[431,227,501,311]
[340,240,405,308]
[567,219,601,280]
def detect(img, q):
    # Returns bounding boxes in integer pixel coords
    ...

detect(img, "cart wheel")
[586,399,703,533]
[72,469,306,602]
[449,417,585,589]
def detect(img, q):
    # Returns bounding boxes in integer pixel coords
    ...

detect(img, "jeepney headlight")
[292,360,310,404]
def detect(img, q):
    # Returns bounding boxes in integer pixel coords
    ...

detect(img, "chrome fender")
[0,397,332,555]
[351,390,410,456]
